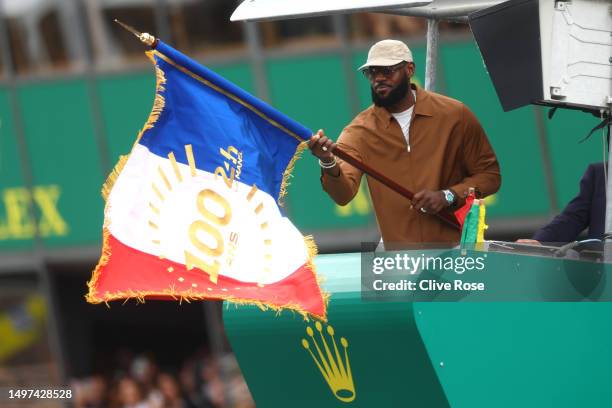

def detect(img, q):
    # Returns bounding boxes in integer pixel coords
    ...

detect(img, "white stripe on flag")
[107,144,308,284]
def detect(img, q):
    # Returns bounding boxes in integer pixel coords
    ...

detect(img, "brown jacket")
[322,85,501,244]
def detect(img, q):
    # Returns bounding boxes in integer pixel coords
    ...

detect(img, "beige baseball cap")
[358,39,413,71]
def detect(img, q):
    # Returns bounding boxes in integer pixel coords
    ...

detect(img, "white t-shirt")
[391,90,417,152]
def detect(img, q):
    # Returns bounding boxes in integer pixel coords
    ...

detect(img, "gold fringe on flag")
[85,227,112,303]
[101,155,128,201]
[88,285,328,321]
[135,51,167,143]
[89,51,168,303]
[100,51,167,201]
[278,140,308,207]
[86,231,329,321]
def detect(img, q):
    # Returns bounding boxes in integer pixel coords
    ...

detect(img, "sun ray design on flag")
[146,144,275,293]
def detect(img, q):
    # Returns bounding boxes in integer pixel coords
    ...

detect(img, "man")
[519,162,605,244]
[309,39,501,243]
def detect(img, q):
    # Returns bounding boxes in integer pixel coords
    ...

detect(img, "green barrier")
[224,252,612,407]
[97,73,157,165]
[18,80,105,247]
[0,90,33,250]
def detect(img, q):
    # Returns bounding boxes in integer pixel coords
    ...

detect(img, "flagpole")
[332,146,461,230]
[114,19,158,47]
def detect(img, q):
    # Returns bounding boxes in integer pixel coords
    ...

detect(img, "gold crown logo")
[301,322,355,403]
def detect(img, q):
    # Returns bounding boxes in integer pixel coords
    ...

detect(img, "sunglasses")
[362,62,407,80]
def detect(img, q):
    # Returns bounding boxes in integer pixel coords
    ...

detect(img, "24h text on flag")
[86,40,326,319]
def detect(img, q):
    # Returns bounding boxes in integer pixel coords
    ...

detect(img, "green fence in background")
[0,40,602,251]
[0,90,32,251]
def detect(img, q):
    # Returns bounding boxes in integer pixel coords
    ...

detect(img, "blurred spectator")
[117,376,154,408]
[71,375,108,408]
[88,375,108,408]
[131,355,162,407]
[222,355,255,408]
[201,357,224,407]
[179,360,214,408]
[158,373,187,408]
[70,348,254,408]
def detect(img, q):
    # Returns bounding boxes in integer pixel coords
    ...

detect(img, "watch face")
[444,190,454,204]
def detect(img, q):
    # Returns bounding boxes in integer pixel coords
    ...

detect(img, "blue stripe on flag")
[138,41,313,202]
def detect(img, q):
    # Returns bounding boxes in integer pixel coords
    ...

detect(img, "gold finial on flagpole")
[114,19,157,47]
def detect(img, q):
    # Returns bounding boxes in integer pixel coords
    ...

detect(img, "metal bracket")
[550,86,566,100]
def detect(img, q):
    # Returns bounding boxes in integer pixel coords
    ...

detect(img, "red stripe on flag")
[454,194,475,229]
[90,234,325,317]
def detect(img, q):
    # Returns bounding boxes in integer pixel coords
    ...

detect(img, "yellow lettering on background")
[184,188,234,284]
[34,185,68,236]
[197,189,232,226]
[184,249,220,283]
[189,220,224,257]
[4,188,35,239]
[335,182,371,217]
[0,184,67,241]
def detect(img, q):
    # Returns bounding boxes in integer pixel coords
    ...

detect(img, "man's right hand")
[308,129,336,162]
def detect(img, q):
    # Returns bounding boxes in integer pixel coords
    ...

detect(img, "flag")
[453,193,475,228]
[459,199,487,246]
[455,190,489,245]
[475,202,488,243]
[86,41,326,319]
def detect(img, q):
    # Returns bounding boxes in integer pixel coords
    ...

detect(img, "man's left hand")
[412,190,448,214]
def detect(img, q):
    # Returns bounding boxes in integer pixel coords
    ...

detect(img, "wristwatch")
[442,189,456,207]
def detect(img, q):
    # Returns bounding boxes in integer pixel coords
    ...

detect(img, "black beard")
[371,74,410,108]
